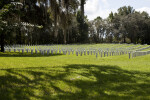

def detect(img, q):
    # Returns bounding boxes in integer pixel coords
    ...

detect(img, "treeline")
[0,0,88,52]
[90,6,150,44]
[0,0,150,52]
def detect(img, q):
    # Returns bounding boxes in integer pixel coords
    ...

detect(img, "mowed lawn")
[0,46,150,100]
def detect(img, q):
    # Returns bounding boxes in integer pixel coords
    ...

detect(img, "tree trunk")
[123,34,126,43]
[0,33,4,52]
[63,29,66,44]
[68,30,69,43]
[54,7,58,38]
[81,0,85,22]
[130,36,133,43]
[80,0,85,43]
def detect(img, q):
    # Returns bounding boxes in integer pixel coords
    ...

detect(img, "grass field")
[0,44,150,100]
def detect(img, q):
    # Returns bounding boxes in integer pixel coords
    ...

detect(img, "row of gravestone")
[135,46,150,51]
[6,47,150,59]
[4,47,129,58]
[4,44,129,50]
[5,43,147,52]
[129,50,150,59]
[4,46,129,52]
[5,43,136,50]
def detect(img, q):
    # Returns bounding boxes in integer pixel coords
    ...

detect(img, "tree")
[0,3,18,52]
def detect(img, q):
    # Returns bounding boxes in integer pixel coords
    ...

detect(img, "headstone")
[87,51,89,55]
[65,50,67,55]
[39,50,42,53]
[101,51,103,57]
[44,50,46,54]
[72,50,74,54]
[129,52,131,59]
[96,52,98,58]
[22,49,24,54]
[35,49,37,54]
[68,51,70,55]
[26,49,28,53]
[104,51,106,57]
[76,51,78,56]
[47,50,50,55]
[9,49,11,52]
[14,49,16,52]
[31,49,33,54]
[80,51,82,56]
[42,51,44,55]
[84,50,86,56]
[59,49,61,54]
[51,50,53,54]
[93,50,95,55]
[41,50,43,55]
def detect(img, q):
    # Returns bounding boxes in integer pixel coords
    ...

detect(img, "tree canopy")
[0,1,150,52]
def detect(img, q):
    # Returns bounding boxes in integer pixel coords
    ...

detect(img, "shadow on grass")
[0,64,150,100]
[0,52,63,57]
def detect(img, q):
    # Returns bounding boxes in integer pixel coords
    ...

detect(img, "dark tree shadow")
[0,52,63,57]
[0,64,150,100]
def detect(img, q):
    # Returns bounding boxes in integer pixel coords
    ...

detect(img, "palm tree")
[81,0,86,22]
[51,0,79,44]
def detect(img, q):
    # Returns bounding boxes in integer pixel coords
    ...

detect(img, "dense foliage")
[0,0,150,52]
[90,6,150,44]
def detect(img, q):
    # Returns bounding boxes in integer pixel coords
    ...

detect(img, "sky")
[85,0,150,20]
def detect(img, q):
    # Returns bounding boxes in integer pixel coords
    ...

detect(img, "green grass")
[0,44,150,100]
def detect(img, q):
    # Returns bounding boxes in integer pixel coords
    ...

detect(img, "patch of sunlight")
[104,90,112,95]
[64,73,97,82]
[0,70,7,76]
[104,90,129,97]
[33,88,45,97]
[88,90,99,97]
[90,67,100,71]
[52,80,81,93]
[101,71,110,75]
[67,68,90,74]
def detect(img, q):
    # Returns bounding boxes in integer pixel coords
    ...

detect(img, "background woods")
[0,1,150,52]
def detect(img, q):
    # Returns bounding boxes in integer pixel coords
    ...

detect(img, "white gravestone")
[96,53,98,58]
[31,50,33,54]
[87,51,89,55]
[47,50,50,55]
[9,49,11,52]
[35,49,37,54]
[101,51,103,57]
[68,51,70,55]
[129,52,131,59]
[76,51,78,56]
[93,50,95,55]
[80,51,82,56]
[72,50,74,54]
[84,50,86,56]
[104,51,106,57]
[14,49,16,52]
[107,51,108,56]
[22,49,24,54]
[51,50,53,54]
